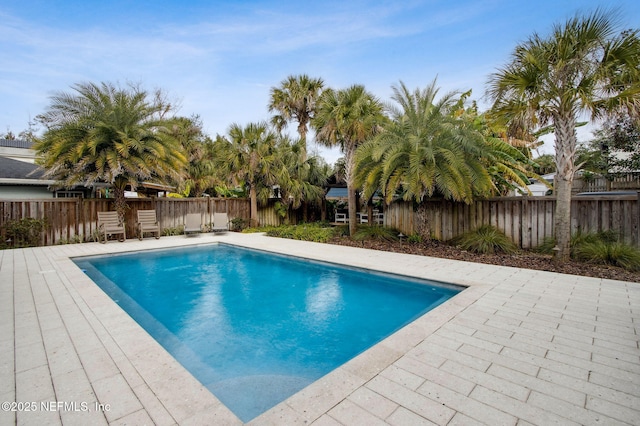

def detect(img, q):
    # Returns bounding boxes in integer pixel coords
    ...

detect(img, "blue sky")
[1,0,638,164]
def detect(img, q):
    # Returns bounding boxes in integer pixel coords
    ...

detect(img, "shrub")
[3,218,47,248]
[57,235,82,245]
[536,231,604,255]
[453,225,517,254]
[333,225,350,237]
[162,225,184,236]
[242,225,279,234]
[352,226,399,242]
[534,236,556,254]
[265,223,335,243]
[534,230,640,271]
[574,240,640,270]
[407,233,423,244]
[230,217,250,232]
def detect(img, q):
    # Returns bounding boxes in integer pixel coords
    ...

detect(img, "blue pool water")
[75,244,461,422]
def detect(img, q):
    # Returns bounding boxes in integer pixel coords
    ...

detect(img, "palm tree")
[355,80,494,206]
[34,81,186,220]
[312,85,385,236]
[459,105,544,196]
[213,122,286,226]
[268,74,325,156]
[487,9,640,261]
[277,137,328,219]
[166,116,215,197]
[269,75,325,220]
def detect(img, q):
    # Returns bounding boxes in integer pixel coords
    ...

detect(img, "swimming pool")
[75,244,461,422]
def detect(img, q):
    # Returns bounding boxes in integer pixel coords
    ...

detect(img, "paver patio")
[1,233,638,425]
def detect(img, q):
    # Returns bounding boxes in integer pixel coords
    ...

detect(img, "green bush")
[534,230,640,271]
[57,235,82,245]
[230,217,250,232]
[333,225,350,237]
[162,225,185,236]
[242,225,279,234]
[407,233,423,244]
[534,236,556,254]
[264,223,336,243]
[574,240,640,270]
[453,225,517,254]
[536,231,603,255]
[3,218,47,248]
[353,226,399,242]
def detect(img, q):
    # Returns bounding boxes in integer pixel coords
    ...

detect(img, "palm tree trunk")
[249,184,259,227]
[112,180,128,225]
[553,114,578,261]
[344,144,358,237]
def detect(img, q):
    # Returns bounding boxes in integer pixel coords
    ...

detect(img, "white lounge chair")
[184,213,203,236]
[212,212,230,233]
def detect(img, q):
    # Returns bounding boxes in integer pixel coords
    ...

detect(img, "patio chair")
[97,211,126,243]
[335,211,348,224]
[212,212,230,233]
[137,209,160,240]
[184,213,203,236]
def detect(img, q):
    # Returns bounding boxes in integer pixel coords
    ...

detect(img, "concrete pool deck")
[1,232,638,425]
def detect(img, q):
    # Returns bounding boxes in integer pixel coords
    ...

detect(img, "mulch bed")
[328,236,640,283]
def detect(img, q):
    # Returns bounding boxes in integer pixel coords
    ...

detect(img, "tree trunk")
[554,177,573,261]
[250,184,259,227]
[415,202,431,240]
[112,183,128,225]
[553,114,578,261]
[344,144,358,237]
[347,183,357,237]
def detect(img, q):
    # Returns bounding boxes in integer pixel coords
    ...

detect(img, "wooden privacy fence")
[385,193,640,249]
[3,194,639,249]
[574,172,640,193]
[0,198,250,247]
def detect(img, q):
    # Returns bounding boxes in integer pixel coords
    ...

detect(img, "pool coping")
[2,232,639,425]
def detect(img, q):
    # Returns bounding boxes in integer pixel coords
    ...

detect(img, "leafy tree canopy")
[34,81,186,217]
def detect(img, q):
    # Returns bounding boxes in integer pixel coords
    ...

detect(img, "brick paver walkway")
[1,233,638,425]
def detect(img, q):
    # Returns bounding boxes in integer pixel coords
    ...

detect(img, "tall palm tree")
[269,75,325,220]
[355,80,495,207]
[213,122,286,226]
[268,74,325,156]
[34,81,186,220]
[487,9,640,261]
[312,85,385,236]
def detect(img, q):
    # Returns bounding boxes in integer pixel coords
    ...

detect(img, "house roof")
[0,156,47,179]
[326,187,348,200]
[0,156,55,186]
